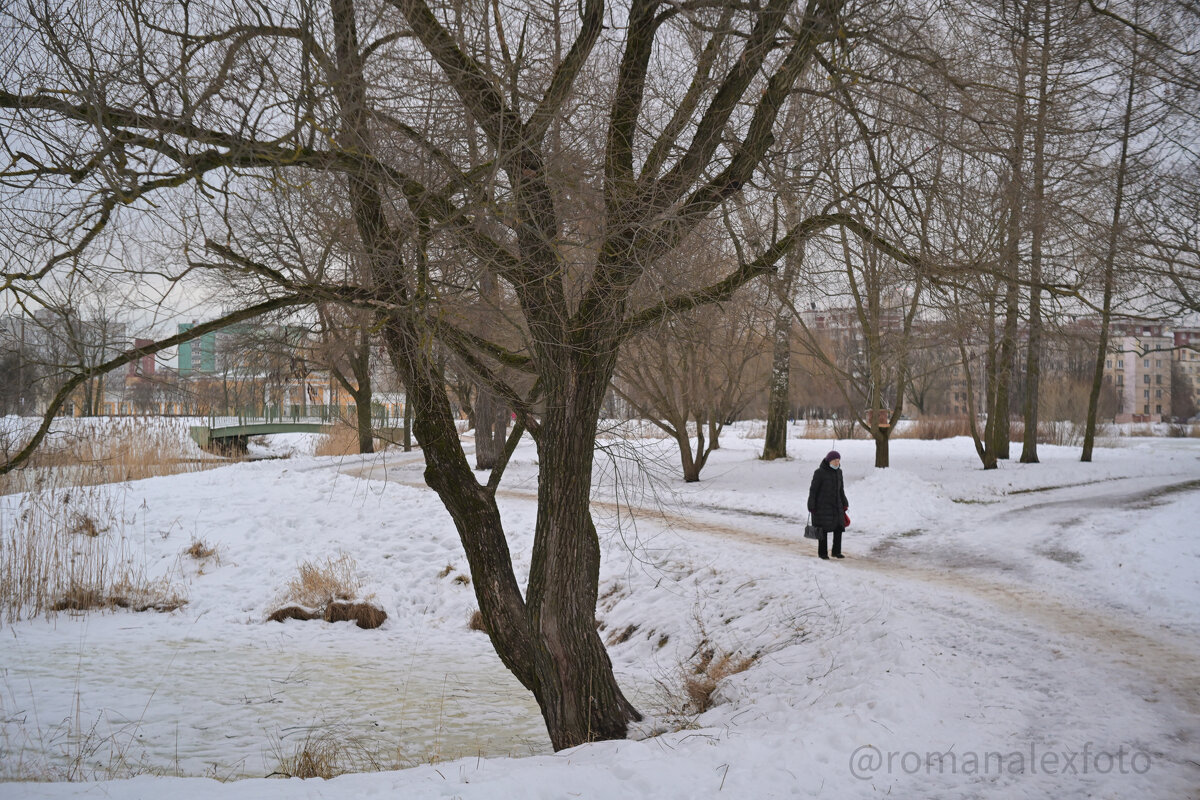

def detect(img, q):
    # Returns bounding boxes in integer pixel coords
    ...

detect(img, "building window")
[1156,405,1162,414]
[1144,390,1150,399]
[1156,389,1163,398]
[1117,375,1124,385]
[1145,374,1151,384]
[1106,359,1112,368]
[1156,360,1162,368]
[1117,360,1124,368]
[1156,374,1162,384]
[1144,404,1151,413]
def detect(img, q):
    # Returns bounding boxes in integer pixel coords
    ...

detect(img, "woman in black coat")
[808,450,849,560]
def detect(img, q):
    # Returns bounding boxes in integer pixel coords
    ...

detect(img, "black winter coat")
[807,462,848,532]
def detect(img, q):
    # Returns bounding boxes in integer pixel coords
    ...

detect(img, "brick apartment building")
[1103,318,1174,423]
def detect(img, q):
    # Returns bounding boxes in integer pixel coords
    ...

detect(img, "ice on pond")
[1,619,550,779]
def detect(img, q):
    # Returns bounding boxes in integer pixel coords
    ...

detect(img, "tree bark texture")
[474,385,509,470]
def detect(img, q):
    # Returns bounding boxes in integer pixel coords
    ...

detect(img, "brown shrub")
[468,609,487,632]
[269,555,385,627]
[52,581,185,614]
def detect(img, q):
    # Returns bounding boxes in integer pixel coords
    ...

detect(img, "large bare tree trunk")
[527,365,641,746]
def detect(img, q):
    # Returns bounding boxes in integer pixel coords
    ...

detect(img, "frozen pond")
[1,618,551,779]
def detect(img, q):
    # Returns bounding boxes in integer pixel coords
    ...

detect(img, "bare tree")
[615,260,766,481]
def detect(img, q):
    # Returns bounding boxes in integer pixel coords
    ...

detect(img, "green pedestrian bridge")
[188,411,407,453]
[189,414,334,452]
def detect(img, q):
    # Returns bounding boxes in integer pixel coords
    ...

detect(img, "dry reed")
[314,423,364,457]
[0,481,187,625]
[892,416,973,440]
[1,417,225,496]
[314,422,393,457]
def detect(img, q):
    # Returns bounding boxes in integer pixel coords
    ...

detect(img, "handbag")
[843,511,850,528]
[804,514,821,540]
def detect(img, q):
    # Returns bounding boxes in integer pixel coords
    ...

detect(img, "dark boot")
[818,532,829,559]
[832,530,843,558]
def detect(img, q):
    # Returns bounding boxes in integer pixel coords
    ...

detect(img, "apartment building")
[1103,318,1173,423]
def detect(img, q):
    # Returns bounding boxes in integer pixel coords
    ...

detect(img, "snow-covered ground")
[2,425,1198,798]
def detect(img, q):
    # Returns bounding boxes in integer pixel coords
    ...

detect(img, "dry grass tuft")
[452,573,471,586]
[682,647,756,714]
[436,563,454,579]
[185,537,218,561]
[280,553,362,609]
[268,554,391,627]
[268,724,393,779]
[467,609,487,632]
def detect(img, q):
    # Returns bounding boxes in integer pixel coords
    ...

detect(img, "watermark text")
[849,743,1151,780]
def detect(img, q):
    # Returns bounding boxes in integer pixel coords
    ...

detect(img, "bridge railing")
[204,404,405,429]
